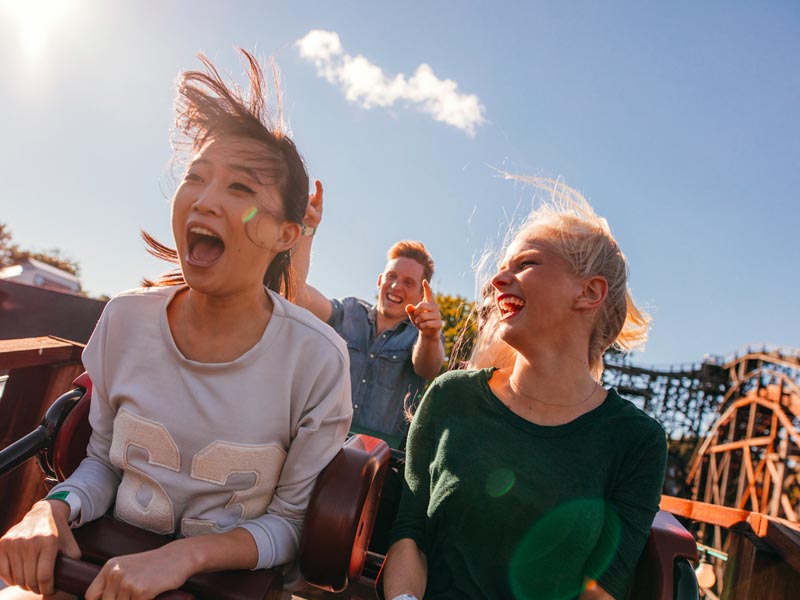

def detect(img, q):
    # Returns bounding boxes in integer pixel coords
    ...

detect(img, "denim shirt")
[328,297,425,441]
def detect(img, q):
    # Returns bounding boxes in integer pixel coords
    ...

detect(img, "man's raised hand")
[406,280,443,339]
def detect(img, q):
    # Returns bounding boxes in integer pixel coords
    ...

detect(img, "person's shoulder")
[432,368,487,386]
[339,296,372,313]
[104,286,175,313]
[112,285,174,300]
[272,293,349,363]
[604,391,668,476]
[606,388,667,438]
[416,369,488,417]
[426,368,489,398]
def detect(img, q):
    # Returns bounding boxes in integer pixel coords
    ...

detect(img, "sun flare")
[1,0,78,60]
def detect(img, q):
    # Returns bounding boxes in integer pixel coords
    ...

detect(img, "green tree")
[0,223,14,268]
[0,221,81,280]
[435,292,477,369]
[11,248,81,278]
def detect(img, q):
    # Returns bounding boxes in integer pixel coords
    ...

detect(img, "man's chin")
[378,303,406,320]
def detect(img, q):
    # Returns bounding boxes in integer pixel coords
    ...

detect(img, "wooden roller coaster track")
[603,346,800,515]
[605,346,800,597]
[603,345,800,440]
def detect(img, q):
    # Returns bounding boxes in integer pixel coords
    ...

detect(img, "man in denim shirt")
[295,183,445,447]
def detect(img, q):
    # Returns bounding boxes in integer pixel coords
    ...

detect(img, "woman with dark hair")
[383,179,666,600]
[0,50,351,600]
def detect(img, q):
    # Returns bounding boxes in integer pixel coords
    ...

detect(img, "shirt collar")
[368,304,411,333]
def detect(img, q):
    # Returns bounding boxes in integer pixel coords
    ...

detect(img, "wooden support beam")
[772,438,789,519]
[0,337,84,370]
[760,413,779,514]
[734,417,749,513]
[719,451,732,509]
[781,496,798,522]
[710,436,773,453]
[662,496,753,531]
[661,496,800,573]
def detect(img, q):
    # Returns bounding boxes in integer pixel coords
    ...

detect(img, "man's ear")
[575,275,608,310]
[377,273,384,289]
[273,222,301,253]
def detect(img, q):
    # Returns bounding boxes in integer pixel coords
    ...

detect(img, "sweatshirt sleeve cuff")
[237,513,302,570]
[48,484,93,527]
[45,490,82,523]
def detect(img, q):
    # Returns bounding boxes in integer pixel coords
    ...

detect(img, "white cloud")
[296,29,486,137]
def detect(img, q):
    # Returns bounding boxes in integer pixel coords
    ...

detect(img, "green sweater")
[389,369,667,600]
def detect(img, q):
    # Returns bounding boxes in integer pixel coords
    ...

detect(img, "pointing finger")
[309,180,323,210]
[422,279,433,303]
[314,179,323,204]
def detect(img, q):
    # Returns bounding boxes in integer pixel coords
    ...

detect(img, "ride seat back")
[300,434,390,591]
[45,372,93,481]
[628,510,699,600]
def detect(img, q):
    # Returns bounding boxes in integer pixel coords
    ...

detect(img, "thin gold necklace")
[507,376,599,408]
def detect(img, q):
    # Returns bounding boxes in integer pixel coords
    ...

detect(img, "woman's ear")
[274,222,301,253]
[575,275,608,310]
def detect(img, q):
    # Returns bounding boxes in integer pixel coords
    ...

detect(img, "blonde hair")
[468,177,650,379]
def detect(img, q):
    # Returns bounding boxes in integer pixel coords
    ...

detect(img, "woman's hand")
[84,527,258,600]
[85,544,192,600]
[579,583,615,600]
[0,499,81,595]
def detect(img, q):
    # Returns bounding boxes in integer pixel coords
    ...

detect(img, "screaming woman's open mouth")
[186,225,225,266]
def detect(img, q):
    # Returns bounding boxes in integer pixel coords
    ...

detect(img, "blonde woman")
[384,179,666,600]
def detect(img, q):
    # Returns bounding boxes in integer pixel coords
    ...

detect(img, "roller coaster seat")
[627,510,700,600]
[0,373,391,600]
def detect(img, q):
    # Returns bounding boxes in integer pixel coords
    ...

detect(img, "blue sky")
[1,0,797,366]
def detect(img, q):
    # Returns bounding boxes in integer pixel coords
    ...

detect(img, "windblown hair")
[143,49,309,300]
[467,177,650,379]
[387,240,435,283]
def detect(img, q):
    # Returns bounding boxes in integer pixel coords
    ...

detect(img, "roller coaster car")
[1,374,701,600]
[0,373,391,600]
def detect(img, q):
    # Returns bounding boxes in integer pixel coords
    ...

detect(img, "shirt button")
[353,404,359,409]
[392,355,397,359]
[361,378,366,383]
[370,353,375,358]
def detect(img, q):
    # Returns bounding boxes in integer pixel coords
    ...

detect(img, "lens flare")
[508,498,620,600]
[242,207,258,223]
[486,467,515,497]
